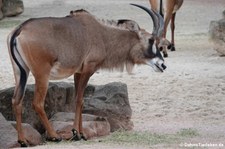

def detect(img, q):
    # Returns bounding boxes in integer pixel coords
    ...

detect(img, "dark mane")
[69,9,90,16]
[117,19,131,25]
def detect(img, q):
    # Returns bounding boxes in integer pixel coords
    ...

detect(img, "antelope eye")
[159,47,163,51]
[148,38,154,44]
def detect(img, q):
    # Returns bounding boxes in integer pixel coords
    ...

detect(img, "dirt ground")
[1,0,225,148]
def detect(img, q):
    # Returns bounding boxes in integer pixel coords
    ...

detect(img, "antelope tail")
[8,26,28,100]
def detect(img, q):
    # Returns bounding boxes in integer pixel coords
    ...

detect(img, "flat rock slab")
[49,112,110,140]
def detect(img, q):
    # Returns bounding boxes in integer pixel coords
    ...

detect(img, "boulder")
[209,13,225,56]
[83,82,133,131]
[0,113,43,148]
[0,113,19,148]
[2,0,24,17]
[0,82,133,133]
[0,0,3,19]
[49,112,110,140]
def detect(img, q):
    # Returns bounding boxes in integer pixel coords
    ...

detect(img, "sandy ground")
[1,0,225,148]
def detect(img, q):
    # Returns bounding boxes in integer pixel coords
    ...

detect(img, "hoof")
[46,137,62,142]
[167,44,172,50]
[170,44,176,51]
[70,129,81,141]
[70,129,87,141]
[171,46,176,51]
[18,140,28,147]
[80,133,87,141]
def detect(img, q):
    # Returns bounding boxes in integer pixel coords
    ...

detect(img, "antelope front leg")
[32,76,61,142]
[72,72,92,141]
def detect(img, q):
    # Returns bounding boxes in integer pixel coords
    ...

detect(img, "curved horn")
[152,10,164,37]
[130,3,163,37]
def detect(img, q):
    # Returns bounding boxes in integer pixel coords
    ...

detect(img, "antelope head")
[130,4,166,72]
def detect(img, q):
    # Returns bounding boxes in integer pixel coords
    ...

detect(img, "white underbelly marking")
[50,62,75,80]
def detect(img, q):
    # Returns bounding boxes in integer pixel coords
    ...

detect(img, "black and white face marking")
[146,38,166,72]
[154,44,164,62]
[147,57,166,72]
[147,38,164,61]
[152,43,157,55]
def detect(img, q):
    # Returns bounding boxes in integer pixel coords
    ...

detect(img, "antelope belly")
[49,62,75,80]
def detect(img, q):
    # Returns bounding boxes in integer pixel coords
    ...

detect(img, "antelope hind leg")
[32,75,62,142]
[11,62,29,147]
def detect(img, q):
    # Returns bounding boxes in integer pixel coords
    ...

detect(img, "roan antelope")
[8,4,166,147]
[149,0,183,57]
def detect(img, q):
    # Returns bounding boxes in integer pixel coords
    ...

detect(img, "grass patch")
[0,19,22,28]
[100,128,200,147]
[101,131,177,146]
[176,128,199,137]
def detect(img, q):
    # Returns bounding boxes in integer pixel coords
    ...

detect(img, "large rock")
[83,83,133,131]
[2,0,24,17]
[0,113,43,148]
[209,12,225,56]
[0,0,3,19]
[0,82,133,134]
[0,113,19,148]
[49,112,110,140]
